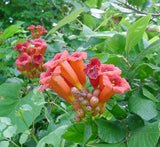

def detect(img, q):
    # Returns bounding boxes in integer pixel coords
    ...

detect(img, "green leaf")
[0,83,44,134]
[62,123,85,143]
[83,124,92,145]
[19,130,30,145]
[83,122,98,145]
[131,63,153,80]
[0,25,21,40]
[125,15,151,55]
[107,34,126,54]
[105,54,130,77]
[128,121,160,147]
[46,7,85,37]
[132,39,160,68]
[126,114,144,131]
[107,103,127,120]
[0,141,9,147]
[83,25,125,38]
[84,14,95,28]
[128,0,146,6]
[142,87,159,102]
[88,143,126,147]
[3,126,17,138]
[37,125,68,147]
[128,92,158,120]
[95,119,126,143]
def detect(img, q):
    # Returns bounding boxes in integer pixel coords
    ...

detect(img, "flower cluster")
[13,26,47,79]
[27,25,48,39]
[38,50,130,122]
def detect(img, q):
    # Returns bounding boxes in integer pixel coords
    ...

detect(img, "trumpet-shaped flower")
[38,66,75,104]
[31,38,47,55]
[15,53,31,72]
[84,58,101,88]
[32,54,43,68]
[68,52,87,87]
[99,75,130,102]
[43,50,82,90]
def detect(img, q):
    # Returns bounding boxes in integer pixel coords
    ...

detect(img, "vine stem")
[0,136,19,147]
[44,90,68,114]
[19,112,38,144]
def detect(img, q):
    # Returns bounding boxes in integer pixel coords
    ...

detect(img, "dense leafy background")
[0,0,160,146]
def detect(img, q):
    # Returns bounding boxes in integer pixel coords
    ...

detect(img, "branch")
[116,0,160,17]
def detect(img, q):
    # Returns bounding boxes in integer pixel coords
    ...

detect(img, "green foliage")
[128,121,160,147]
[0,0,160,146]
[0,83,44,135]
[95,119,126,143]
[125,14,151,56]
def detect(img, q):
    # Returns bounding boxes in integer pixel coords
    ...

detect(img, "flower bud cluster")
[13,25,47,79]
[71,87,106,122]
[27,25,48,39]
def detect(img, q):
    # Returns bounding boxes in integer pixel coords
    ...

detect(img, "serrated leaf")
[125,15,151,55]
[128,92,158,120]
[142,87,158,102]
[62,123,85,143]
[47,8,85,36]
[37,125,68,147]
[128,121,159,147]
[95,119,126,143]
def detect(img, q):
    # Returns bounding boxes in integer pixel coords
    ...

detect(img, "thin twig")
[116,0,160,17]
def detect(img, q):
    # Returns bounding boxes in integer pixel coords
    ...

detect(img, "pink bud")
[92,88,100,97]
[86,106,92,112]
[86,93,92,100]
[76,109,85,118]
[74,116,81,122]
[90,96,99,107]
[81,99,88,106]
[94,106,101,112]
